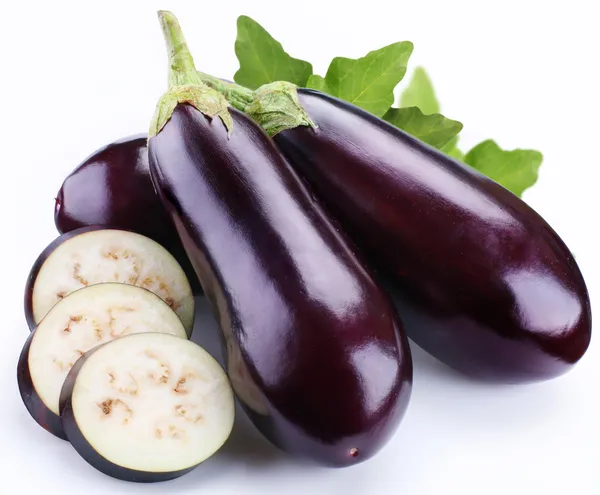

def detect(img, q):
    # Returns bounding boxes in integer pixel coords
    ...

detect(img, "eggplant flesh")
[59,333,234,482]
[148,104,412,467]
[17,283,188,439]
[54,134,201,293]
[24,227,194,334]
[273,88,592,383]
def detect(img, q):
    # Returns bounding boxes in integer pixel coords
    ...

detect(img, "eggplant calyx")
[197,72,254,112]
[150,11,233,137]
[246,81,317,137]
[149,84,233,137]
[197,74,316,137]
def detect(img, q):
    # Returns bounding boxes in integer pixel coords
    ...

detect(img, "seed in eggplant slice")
[17,283,188,440]
[24,227,194,334]
[59,332,234,483]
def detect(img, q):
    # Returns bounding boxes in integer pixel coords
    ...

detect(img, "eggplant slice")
[59,332,235,482]
[25,227,194,334]
[18,283,188,439]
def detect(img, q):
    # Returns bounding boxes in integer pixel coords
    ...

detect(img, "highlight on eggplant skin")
[53,134,201,294]
[17,283,188,440]
[59,333,235,483]
[271,88,592,384]
[24,227,194,335]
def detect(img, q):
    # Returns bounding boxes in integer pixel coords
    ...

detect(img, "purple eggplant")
[54,134,201,293]
[211,82,590,384]
[146,11,412,467]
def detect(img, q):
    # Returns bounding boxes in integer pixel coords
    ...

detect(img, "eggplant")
[54,134,201,293]
[218,82,590,383]
[146,12,412,467]
[18,283,188,439]
[59,332,235,482]
[25,227,194,334]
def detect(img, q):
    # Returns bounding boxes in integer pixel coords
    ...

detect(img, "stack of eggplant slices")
[17,10,591,484]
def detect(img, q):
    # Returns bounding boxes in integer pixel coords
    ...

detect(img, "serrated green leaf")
[400,67,439,115]
[383,107,463,150]
[305,74,328,92]
[442,136,465,160]
[306,42,413,117]
[234,16,313,90]
[464,140,543,197]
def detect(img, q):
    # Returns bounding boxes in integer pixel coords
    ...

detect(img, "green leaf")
[383,107,463,150]
[400,67,440,115]
[306,42,414,117]
[305,74,328,92]
[441,136,465,160]
[464,140,543,197]
[234,16,313,89]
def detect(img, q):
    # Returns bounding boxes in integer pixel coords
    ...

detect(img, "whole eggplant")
[146,12,412,467]
[260,88,591,383]
[54,134,200,293]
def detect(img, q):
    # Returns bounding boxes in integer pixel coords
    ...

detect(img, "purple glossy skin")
[148,104,412,467]
[273,88,592,384]
[17,331,67,440]
[59,345,194,482]
[54,134,200,293]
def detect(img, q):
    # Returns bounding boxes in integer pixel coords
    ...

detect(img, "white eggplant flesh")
[17,283,188,439]
[59,333,235,482]
[25,228,194,334]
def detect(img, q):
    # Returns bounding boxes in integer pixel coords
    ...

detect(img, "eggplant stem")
[196,73,316,137]
[149,11,233,136]
[196,72,254,112]
[157,10,202,88]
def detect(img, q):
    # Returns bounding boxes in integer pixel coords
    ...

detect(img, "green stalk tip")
[157,10,201,88]
[149,10,234,137]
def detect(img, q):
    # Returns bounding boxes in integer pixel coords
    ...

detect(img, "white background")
[0,0,598,493]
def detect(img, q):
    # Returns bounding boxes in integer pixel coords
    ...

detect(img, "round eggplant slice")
[25,227,194,334]
[17,283,188,439]
[59,333,234,483]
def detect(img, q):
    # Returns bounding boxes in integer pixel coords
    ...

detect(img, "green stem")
[155,11,312,137]
[149,11,233,137]
[197,72,254,112]
[158,10,201,88]
[197,73,316,137]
